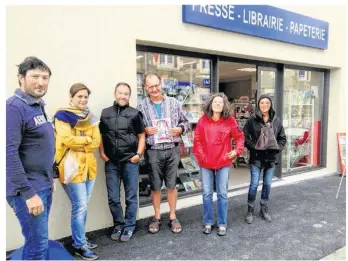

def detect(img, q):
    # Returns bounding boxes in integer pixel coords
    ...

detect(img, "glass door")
[256,66,277,106]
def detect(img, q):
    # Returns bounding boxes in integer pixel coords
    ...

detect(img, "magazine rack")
[231,97,255,167]
[178,122,202,193]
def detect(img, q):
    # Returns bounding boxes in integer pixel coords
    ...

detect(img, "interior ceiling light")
[237,68,257,72]
[136,55,143,59]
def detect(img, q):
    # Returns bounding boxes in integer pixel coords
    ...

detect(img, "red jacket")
[193,114,245,170]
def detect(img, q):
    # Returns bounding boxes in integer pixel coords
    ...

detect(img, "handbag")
[52,149,70,179]
[255,121,279,151]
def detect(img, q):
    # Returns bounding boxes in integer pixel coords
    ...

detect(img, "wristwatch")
[136,153,142,158]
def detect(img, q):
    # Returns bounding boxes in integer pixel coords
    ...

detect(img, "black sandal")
[169,219,182,234]
[148,218,161,234]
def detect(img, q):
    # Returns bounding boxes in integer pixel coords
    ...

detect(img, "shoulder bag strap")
[56,148,70,166]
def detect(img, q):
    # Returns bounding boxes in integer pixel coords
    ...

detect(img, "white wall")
[6,5,346,250]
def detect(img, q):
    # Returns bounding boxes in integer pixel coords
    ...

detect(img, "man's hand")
[169,127,182,136]
[130,154,140,164]
[100,153,110,162]
[26,194,44,216]
[145,127,158,136]
[227,150,238,160]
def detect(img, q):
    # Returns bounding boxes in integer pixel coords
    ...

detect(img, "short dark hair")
[115,82,131,95]
[69,83,91,98]
[143,71,161,87]
[17,56,52,77]
[203,93,231,119]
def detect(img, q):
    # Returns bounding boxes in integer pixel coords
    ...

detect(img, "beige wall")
[6,5,346,250]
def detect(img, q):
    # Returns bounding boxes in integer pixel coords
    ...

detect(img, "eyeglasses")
[146,84,160,90]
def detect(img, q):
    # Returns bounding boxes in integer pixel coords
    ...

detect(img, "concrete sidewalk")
[74,175,346,260]
[320,246,346,260]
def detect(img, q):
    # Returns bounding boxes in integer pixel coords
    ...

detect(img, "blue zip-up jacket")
[6,89,55,199]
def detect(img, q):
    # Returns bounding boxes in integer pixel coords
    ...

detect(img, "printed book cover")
[153,117,173,144]
[181,132,193,148]
[181,156,199,173]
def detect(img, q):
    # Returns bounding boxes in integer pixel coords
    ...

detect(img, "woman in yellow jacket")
[54,83,100,260]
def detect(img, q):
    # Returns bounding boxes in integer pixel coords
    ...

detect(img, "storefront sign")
[203,78,210,87]
[182,5,329,49]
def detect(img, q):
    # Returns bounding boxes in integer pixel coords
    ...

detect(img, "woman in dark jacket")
[243,94,287,224]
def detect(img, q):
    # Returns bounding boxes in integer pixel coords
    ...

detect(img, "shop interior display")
[230,96,255,167]
[164,78,207,194]
[282,89,315,170]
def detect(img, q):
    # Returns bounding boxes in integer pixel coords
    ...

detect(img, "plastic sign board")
[337,133,346,176]
[182,5,329,49]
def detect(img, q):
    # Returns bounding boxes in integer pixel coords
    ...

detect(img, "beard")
[26,87,47,99]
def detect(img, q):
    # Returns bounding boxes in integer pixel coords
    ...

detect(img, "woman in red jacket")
[193,93,244,236]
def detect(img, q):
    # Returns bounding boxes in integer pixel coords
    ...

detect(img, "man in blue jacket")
[6,57,55,260]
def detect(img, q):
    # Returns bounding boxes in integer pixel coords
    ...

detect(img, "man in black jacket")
[243,94,287,224]
[99,82,145,242]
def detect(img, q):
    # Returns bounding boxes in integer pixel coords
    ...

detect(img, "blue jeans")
[105,160,139,232]
[201,167,230,227]
[247,164,274,207]
[62,179,95,248]
[7,188,52,260]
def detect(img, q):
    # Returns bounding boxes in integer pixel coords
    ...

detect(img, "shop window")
[167,55,173,64]
[202,60,210,70]
[259,70,276,107]
[136,51,211,204]
[159,54,175,68]
[282,69,324,172]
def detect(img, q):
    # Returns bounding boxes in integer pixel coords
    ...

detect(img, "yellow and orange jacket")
[53,107,101,183]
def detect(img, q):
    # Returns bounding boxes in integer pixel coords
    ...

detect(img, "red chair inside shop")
[294,130,311,167]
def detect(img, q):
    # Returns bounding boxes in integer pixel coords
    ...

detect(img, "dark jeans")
[247,164,274,207]
[105,160,139,232]
[7,188,52,260]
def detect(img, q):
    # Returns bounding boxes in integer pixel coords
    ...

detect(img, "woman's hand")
[227,150,237,159]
